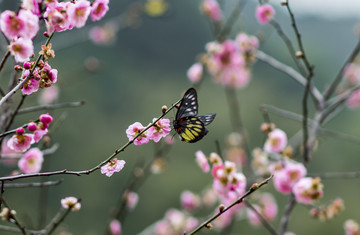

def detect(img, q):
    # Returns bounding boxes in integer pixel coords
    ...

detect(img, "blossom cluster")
[21,60,58,95]
[0,0,109,63]
[187,33,259,88]
[7,113,53,153]
[254,125,324,205]
[126,118,171,145]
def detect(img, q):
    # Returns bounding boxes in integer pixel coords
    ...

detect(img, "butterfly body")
[173,88,216,143]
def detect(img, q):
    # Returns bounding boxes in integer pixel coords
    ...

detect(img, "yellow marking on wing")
[185,129,195,139]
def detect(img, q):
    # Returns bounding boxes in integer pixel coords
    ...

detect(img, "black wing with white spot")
[176,88,198,119]
[198,113,216,126]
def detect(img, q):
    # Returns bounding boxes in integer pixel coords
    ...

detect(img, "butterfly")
[173,88,216,143]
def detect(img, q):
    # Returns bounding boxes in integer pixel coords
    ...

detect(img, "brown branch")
[278,194,296,235]
[186,175,273,235]
[17,101,86,115]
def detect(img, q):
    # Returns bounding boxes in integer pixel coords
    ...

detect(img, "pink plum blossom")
[195,150,210,173]
[22,78,39,95]
[273,160,307,194]
[33,129,48,143]
[109,220,122,235]
[21,0,42,16]
[256,4,275,24]
[264,128,287,153]
[180,191,201,211]
[201,0,222,22]
[91,0,110,21]
[187,63,203,83]
[247,193,278,226]
[148,118,171,142]
[125,191,139,210]
[89,23,117,45]
[1,138,22,166]
[0,10,39,40]
[38,85,59,105]
[7,128,34,152]
[18,148,43,173]
[344,220,360,235]
[38,62,58,88]
[61,196,81,211]
[67,0,91,28]
[293,177,323,204]
[101,158,126,177]
[44,1,73,33]
[346,89,360,109]
[9,37,34,63]
[126,122,149,145]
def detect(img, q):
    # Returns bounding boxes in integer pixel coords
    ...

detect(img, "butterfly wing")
[174,116,207,143]
[198,113,216,126]
[175,88,198,120]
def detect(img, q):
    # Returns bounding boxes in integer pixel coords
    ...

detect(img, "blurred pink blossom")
[125,191,139,210]
[273,160,306,194]
[195,150,210,173]
[256,4,275,24]
[187,63,203,83]
[344,219,359,235]
[38,85,59,105]
[346,89,360,108]
[293,177,323,204]
[109,220,122,235]
[201,0,222,22]
[264,128,287,153]
[18,148,43,173]
[181,190,201,211]
[91,0,110,21]
[247,193,278,226]
[7,128,34,152]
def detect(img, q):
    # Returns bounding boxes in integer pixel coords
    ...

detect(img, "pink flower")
[256,4,275,24]
[195,150,210,173]
[181,191,201,211]
[126,122,149,145]
[101,158,126,177]
[7,128,34,152]
[91,0,110,21]
[264,128,287,153]
[293,177,323,204]
[89,23,117,45]
[247,193,277,226]
[33,129,48,143]
[148,118,171,142]
[187,63,203,83]
[38,85,59,105]
[273,160,307,194]
[125,191,139,210]
[0,10,39,40]
[44,2,73,33]
[61,196,81,211]
[9,37,34,63]
[40,113,53,129]
[21,0,42,16]
[346,89,360,109]
[201,0,222,22]
[344,220,360,235]
[1,138,22,166]
[18,148,43,173]
[38,62,58,88]
[154,220,172,235]
[67,0,91,28]
[22,77,39,95]
[109,220,122,235]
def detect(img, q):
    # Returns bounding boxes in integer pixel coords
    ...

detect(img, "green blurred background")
[1,0,360,234]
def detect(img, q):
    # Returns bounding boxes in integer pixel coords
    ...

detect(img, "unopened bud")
[162,105,167,114]
[295,51,304,58]
[14,65,22,71]
[44,32,50,38]
[218,204,225,212]
[281,0,288,6]
[205,223,212,229]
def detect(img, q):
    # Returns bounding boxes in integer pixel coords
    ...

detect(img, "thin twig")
[278,194,296,235]
[0,225,45,234]
[4,179,63,189]
[256,51,322,102]
[323,37,360,101]
[245,200,278,235]
[186,175,273,235]
[17,101,85,115]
